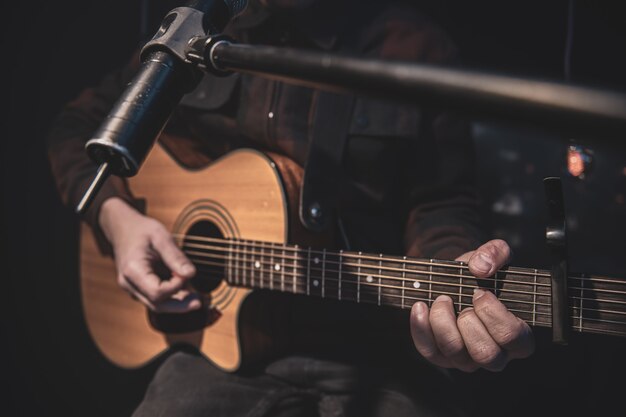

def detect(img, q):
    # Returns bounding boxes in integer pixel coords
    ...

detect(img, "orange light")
[567,148,585,178]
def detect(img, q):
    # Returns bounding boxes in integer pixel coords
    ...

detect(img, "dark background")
[3,1,625,416]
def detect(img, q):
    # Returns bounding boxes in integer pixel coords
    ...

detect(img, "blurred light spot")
[499,149,519,162]
[492,193,523,216]
[567,145,592,179]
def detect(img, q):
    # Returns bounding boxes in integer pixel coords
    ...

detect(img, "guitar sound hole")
[184,220,225,294]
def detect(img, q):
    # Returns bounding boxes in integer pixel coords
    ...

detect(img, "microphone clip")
[142,6,232,80]
[77,0,244,215]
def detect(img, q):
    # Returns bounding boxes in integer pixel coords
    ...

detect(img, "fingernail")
[473,288,486,300]
[473,253,493,274]
[436,295,452,303]
[181,263,195,275]
[415,302,426,319]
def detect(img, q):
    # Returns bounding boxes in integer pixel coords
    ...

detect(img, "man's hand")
[409,239,534,372]
[99,197,201,313]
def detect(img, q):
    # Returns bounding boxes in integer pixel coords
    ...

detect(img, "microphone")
[76,0,248,215]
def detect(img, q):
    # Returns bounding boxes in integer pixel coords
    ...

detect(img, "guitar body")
[80,145,295,372]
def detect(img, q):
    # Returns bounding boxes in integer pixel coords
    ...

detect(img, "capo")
[543,177,569,344]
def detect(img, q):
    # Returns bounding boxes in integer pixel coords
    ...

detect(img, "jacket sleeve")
[361,5,485,259]
[46,52,142,254]
[402,110,485,260]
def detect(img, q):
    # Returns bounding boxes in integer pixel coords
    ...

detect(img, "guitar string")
[184,247,626,303]
[187,250,555,299]
[183,242,555,288]
[185,245,626,302]
[178,234,626,285]
[195,264,553,318]
[175,233,626,286]
[182,239,553,288]
[176,234,552,277]
[181,244,626,301]
[192,262,626,331]
[184,246,551,290]
[193,255,550,305]
[188,256,626,318]
[191,257,626,317]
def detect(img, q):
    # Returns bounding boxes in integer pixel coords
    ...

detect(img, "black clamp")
[544,177,570,344]
[186,34,235,77]
[141,6,234,78]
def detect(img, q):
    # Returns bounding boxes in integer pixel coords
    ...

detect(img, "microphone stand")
[195,41,626,139]
[78,2,626,215]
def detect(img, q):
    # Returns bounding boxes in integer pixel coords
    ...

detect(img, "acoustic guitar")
[79,144,626,372]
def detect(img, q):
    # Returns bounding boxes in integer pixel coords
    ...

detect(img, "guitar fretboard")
[180,236,626,337]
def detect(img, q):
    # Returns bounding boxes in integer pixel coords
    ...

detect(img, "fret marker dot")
[314,257,320,264]
[313,279,319,287]
[274,264,281,271]
[254,261,260,268]
[366,275,374,283]
[413,281,421,289]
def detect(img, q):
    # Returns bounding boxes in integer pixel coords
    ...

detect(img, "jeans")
[131,349,465,417]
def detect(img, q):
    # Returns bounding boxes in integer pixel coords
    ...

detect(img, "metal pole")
[210,42,626,139]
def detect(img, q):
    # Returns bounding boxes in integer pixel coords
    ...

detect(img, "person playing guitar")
[47,1,537,416]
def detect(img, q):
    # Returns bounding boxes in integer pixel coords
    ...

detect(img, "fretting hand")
[410,239,535,372]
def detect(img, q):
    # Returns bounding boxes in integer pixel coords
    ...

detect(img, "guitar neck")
[182,237,626,338]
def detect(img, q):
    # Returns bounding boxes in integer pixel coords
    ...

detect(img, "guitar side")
[79,145,290,372]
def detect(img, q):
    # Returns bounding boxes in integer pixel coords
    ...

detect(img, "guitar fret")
[242,241,247,286]
[428,260,433,306]
[459,263,463,311]
[306,247,311,296]
[338,250,343,300]
[378,254,383,306]
[533,269,538,326]
[239,241,243,285]
[227,241,233,283]
[493,269,498,297]
[239,241,244,286]
[579,273,585,331]
[260,242,265,289]
[235,242,239,284]
[281,248,285,292]
[293,245,298,294]
[269,245,274,290]
[401,256,406,309]
[321,249,326,298]
[357,253,362,303]
[249,243,253,287]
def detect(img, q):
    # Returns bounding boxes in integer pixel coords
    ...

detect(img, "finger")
[118,274,158,310]
[120,275,202,313]
[429,296,478,372]
[472,289,535,359]
[468,239,512,278]
[122,258,186,304]
[457,307,507,371]
[150,229,196,278]
[410,302,454,369]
